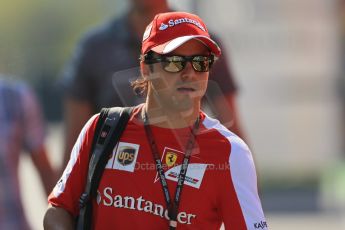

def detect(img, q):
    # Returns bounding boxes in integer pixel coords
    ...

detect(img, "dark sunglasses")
[142,54,216,73]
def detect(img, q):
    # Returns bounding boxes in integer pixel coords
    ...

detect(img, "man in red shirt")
[44,12,267,229]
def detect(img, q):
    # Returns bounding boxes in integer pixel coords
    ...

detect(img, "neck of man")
[143,100,201,129]
[129,3,169,38]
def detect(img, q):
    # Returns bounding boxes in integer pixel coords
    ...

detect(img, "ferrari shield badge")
[165,151,178,167]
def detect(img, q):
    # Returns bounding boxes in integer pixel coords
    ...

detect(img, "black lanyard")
[143,112,200,230]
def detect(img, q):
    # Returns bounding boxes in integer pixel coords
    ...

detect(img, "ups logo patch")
[107,142,140,172]
[117,147,136,166]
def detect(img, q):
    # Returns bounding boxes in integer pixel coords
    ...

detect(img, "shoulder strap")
[77,106,133,230]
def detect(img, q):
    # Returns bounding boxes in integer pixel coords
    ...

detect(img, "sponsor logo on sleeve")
[254,221,268,229]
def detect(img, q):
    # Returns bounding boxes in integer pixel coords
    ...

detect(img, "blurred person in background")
[61,0,245,170]
[0,75,57,229]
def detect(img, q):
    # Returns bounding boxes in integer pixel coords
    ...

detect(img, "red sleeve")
[48,114,99,216]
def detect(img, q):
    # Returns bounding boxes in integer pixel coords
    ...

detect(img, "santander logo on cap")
[158,18,206,32]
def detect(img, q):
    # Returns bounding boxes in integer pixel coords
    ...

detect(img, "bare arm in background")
[30,146,57,196]
[44,204,75,230]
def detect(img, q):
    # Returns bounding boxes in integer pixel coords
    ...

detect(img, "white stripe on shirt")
[202,114,267,229]
[53,114,97,197]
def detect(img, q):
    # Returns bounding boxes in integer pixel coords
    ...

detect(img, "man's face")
[146,39,210,112]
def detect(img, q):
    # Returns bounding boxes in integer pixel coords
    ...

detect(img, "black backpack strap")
[76,106,133,230]
[90,107,111,157]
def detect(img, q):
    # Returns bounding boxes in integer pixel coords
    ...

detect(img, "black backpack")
[76,107,133,230]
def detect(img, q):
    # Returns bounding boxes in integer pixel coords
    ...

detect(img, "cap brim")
[151,35,221,57]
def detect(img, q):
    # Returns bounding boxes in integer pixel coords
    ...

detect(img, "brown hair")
[131,77,148,97]
[131,51,157,97]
